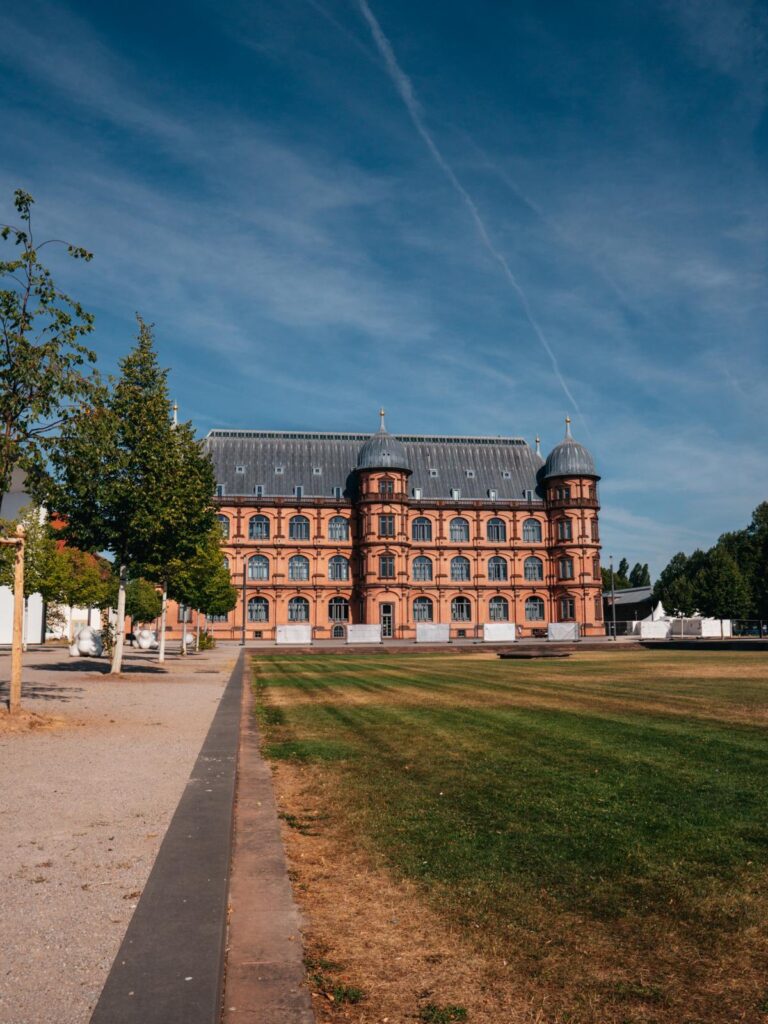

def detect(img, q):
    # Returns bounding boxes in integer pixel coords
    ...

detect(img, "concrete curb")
[222,659,315,1023]
[90,652,243,1024]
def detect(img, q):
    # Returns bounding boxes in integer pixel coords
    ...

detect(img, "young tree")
[166,525,236,653]
[46,318,215,673]
[0,190,96,504]
[125,578,162,627]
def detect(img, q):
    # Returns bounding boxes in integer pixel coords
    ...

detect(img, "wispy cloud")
[356,0,584,421]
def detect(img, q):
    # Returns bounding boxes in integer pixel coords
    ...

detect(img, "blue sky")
[1,0,766,574]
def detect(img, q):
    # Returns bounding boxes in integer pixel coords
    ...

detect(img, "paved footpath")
[0,644,236,1024]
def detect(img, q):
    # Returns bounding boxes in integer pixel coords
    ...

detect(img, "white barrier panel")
[483,623,517,642]
[700,618,732,638]
[639,620,670,639]
[416,623,450,644]
[547,622,580,641]
[347,625,382,644]
[276,625,312,645]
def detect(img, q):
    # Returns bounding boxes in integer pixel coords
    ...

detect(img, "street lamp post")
[240,566,246,646]
[609,553,617,641]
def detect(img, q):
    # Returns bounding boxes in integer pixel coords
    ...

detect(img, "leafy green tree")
[56,547,112,612]
[694,548,752,620]
[0,505,63,602]
[46,318,215,673]
[654,552,697,616]
[165,525,236,653]
[125,578,162,626]
[617,558,630,585]
[0,189,96,503]
[629,562,651,587]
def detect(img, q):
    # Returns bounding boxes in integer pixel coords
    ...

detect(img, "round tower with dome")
[543,417,602,631]
[355,410,412,637]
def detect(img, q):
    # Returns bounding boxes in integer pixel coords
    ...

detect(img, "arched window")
[328,597,349,622]
[559,596,576,621]
[248,554,269,581]
[222,556,229,570]
[216,514,230,539]
[332,624,345,639]
[288,555,310,581]
[451,556,471,581]
[247,596,269,622]
[413,556,433,582]
[489,596,509,621]
[413,596,434,622]
[488,556,507,581]
[412,517,432,542]
[328,516,349,541]
[451,596,472,621]
[328,555,349,581]
[524,556,543,581]
[487,517,506,542]
[525,596,545,621]
[449,517,469,543]
[248,514,269,540]
[558,557,574,580]
[522,518,542,543]
[288,596,310,622]
[289,515,310,541]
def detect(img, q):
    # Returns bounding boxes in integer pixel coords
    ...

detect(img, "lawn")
[254,650,768,1023]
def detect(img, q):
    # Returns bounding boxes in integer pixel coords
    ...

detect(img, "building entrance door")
[380,603,394,639]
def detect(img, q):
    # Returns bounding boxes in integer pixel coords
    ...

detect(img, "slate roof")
[204,430,545,502]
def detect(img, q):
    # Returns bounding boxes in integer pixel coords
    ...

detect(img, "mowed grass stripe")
[255,651,768,1020]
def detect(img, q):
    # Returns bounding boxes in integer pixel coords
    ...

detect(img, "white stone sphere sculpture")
[68,626,104,657]
[136,628,159,651]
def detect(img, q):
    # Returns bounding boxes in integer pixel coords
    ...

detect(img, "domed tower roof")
[543,418,599,479]
[357,410,411,473]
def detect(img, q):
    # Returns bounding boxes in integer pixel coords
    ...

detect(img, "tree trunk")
[22,595,28,652]
[158,584,168,663]
[181,609,188,656]
[195,609,200,652]
[110,564,127,675]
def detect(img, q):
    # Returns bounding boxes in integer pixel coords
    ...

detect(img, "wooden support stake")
[1,526,25,713]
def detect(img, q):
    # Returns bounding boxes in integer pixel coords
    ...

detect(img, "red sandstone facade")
[169,420,603,642]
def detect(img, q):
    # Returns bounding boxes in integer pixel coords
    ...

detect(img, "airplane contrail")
[357,0,584,418]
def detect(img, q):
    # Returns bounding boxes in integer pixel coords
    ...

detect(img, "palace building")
[196,413,603,641]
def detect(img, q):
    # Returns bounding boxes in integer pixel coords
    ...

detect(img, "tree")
[45,317,215,673]
[654,552,697,616]
[0,189,96,504]
[629,562,651,587]
[694,548,752,620]
[125,578,162,626]
[165,525,236,652]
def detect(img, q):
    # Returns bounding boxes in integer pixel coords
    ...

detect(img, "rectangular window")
[560,597,576,620]
[207,613,228,623]
[215,484,224,497]
[429,468,438,478]
[379,555,395,578]
[332,486,342,500]
[465,470,475,478]
[412,487,422,500]
[591,520,599,542]
[502,470,511,479]
[487,489,497,500]
[294,485,304,498]
[593,556,600,579]
[235,465,245,474]
[312,466,322,475]
[450,488,461,500]
[274,466,284,474]
[379,478,394,497]
[378,514,395,537]
[557,519,573,541]
[522,489,533,501]
[559,558,574,580]
[254,484,264,497]
[594,595,603,620]
[556,486,572,501]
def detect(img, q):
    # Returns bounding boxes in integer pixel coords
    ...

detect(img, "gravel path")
[0,644,238,1024]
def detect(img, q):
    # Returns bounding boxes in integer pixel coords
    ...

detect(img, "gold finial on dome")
[379,408,386,431]
[535,435,541,455]
[565,415,572,438]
